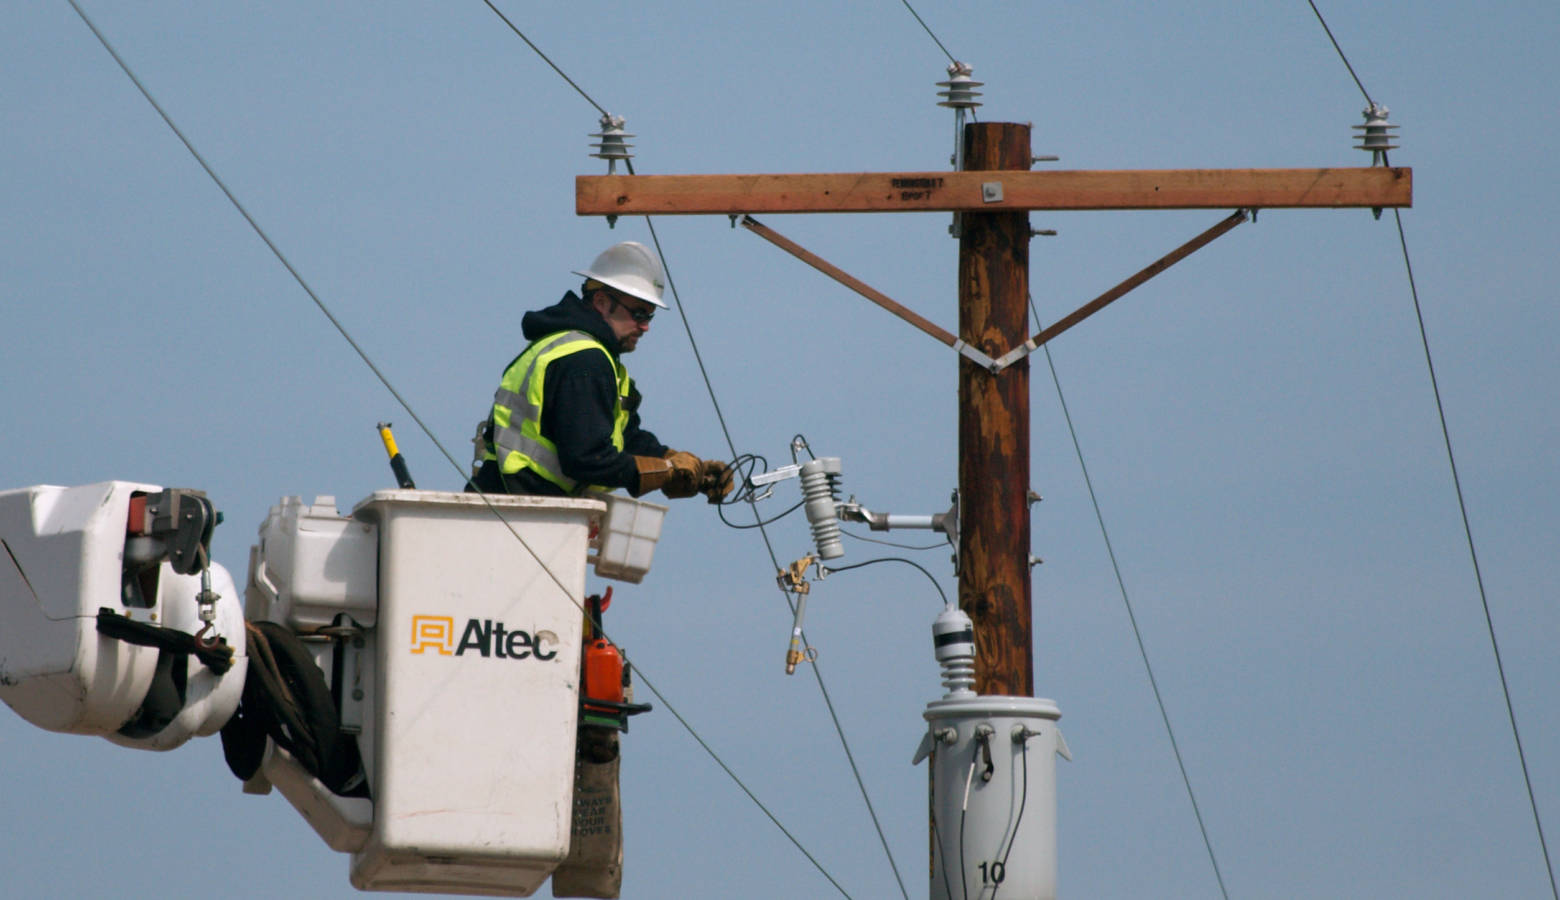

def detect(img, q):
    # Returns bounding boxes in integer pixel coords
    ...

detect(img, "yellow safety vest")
[483,330,632,494]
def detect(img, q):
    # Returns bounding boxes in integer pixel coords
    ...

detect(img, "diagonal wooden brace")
[993,208,1251,369]
[743,210,1249,373]
[740,215,1006,370]
[739,215,958,347]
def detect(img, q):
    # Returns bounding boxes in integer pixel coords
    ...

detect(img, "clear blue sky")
[2,2,1557,898]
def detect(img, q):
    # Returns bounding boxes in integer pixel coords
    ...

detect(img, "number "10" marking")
[978,860,1006,885]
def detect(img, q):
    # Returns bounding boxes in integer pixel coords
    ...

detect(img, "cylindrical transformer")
[923,693,1067,900]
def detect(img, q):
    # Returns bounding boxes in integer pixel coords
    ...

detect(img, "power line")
[1391,209,1558,900]
[476,8,911,892]
[62,0,589,616]
[480,3,896,887]
[638,205,912,900]
[1304,0,1373,105]
[897,0,956,64]
[481,0,607,116]
[1297,5,1555,894]
[69,3,860,895]
[1028,298,1232,900]
[629,664,857,899]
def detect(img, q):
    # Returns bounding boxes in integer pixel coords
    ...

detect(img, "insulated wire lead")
[822,556,950,607]
[841,528,948,552]
[991,736,1031,900]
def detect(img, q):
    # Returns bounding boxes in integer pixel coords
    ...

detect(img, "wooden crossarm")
[577,167,1410,215]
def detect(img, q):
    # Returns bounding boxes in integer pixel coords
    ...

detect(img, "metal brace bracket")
[951,339,999,372]
[991,338,1039,372]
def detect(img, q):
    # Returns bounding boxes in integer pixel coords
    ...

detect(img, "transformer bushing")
[914,606,1070,900]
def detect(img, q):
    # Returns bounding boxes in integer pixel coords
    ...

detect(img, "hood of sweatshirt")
[520,291,621,355]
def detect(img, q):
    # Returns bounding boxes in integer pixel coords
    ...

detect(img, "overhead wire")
[897,0,956,64]
[480,0,607,116]
[57,0,583,611]
[894,0,977,122]
[632,183,912,900]
[1394,207,1558,899]
[68,2,857,895]
[481,6,911,894]
[623,664,855,899]
[487,4,1560,899]
[1028,296,1232,900]
[1304,0,1373,106]
[1300,6,1555,896]
[474,13,902,900]
[62,0,649,661]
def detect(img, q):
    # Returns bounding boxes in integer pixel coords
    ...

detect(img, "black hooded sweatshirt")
[472,291,667,495]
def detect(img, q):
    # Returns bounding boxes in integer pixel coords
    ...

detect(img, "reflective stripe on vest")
[485,329,631,494]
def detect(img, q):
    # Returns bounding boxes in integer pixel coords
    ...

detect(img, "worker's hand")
[661,450,702,499]
[699,458,734,504]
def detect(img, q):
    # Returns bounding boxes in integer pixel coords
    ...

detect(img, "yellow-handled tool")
[376,422,416,489]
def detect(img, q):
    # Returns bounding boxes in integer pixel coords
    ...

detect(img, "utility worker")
[471,240,732,503]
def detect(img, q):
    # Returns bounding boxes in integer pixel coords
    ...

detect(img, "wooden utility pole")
[957,122,1033,696]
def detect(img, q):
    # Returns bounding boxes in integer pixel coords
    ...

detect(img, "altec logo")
[410,614,560,661]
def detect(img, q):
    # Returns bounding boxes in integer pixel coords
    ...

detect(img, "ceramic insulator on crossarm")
[589,113,634,173]
[1353,103,1398,165]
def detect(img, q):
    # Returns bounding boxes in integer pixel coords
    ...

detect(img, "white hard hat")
[572,241,667,308]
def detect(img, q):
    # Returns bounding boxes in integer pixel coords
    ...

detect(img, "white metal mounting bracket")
[951,339,1000,372]
[990,338,1039,372]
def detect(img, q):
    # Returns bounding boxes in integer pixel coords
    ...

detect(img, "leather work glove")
[661,449,702,499]
[632,456,674,497]
[699,458,734,504]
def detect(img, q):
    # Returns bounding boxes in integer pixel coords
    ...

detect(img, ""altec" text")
[455,618,559,661]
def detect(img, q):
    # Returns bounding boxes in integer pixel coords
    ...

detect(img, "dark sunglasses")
[606,293,655,324]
